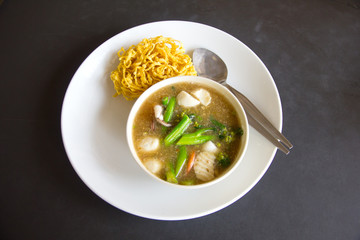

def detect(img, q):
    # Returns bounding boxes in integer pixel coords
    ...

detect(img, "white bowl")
[126,76,249,188]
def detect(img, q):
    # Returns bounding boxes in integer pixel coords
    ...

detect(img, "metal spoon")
[192,48,293,154]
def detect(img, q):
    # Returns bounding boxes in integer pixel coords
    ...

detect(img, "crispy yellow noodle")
[110,36,197,100]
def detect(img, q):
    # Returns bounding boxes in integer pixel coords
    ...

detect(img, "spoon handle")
[224,84,293,154]
[246,112,290,155]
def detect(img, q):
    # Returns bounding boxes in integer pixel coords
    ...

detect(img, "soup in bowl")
[127,76,249,188]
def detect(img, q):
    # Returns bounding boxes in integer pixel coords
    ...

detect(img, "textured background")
[1,0,359,239]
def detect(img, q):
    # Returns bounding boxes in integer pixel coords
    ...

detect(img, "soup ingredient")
[154,105,171,127]
[216,152,231,167]
[162,97,169,106]
[211,118,243,143]
[164,114,192,146]
[143,158,163,175]
[175,146,187,177]
[176,91,200,107]
[154,105,163,120]
[163,96,176,123]
[110,36,197,100]
[211,118,226,130]
[193,151,216,181]
[186,151,196,174]
[176,135,213,145]
[165,161,178,184]
[192,89,211,106]
[138,137,160,152]
[176,128,214,145]
[202,141,219,153]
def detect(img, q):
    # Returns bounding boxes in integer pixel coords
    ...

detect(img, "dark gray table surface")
[1,0,359,239]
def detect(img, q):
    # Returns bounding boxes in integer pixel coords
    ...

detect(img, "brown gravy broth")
[132,82,242,185]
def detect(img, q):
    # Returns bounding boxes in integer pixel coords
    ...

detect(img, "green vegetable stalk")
[163,96,176,123]
[181,128,213,137]
[176,128,214,145]
[162,96,169,106]
[175,146,187,177]
[176,135,214,145]
[164,114,191,146]
[165,161,178,184]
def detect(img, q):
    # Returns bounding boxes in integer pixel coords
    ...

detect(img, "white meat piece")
[154,105,164,120]
[201,141,219,154]
[176,91,200,108]
[138,136,160,152]
[194,152,216,182]
[192,88,211,106]
[143,158,163,175]
[154,104,172,127]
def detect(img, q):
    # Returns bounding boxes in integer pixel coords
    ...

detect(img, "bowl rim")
[126,75,249,189]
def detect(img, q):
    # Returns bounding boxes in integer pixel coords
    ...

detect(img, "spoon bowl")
[192,48,228,83]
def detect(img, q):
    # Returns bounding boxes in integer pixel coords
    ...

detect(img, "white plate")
[61,21,282,220]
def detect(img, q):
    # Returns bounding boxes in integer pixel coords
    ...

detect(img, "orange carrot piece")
[186,151,196,174]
